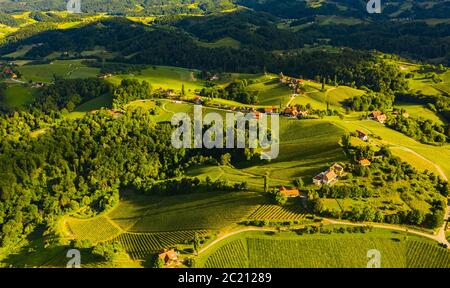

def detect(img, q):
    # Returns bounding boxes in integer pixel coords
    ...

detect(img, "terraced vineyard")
[248,205,307,221]
[112,233,161,260]
[65,216,122,243]
[198,230,450,268]
[156,230,210,247]
[246,237,407,268]
[112,230,210,260]
[126,192,264,232]
[203,239,248,268]
[407,241,450,268]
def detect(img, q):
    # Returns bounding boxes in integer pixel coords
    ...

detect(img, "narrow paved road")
[286,94,296,108]
[198,228,275,255]
[325,219,449,247]
[198,219,450,256]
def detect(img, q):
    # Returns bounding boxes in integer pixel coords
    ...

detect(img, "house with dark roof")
[357,130,368,141]
[313,164,344,186]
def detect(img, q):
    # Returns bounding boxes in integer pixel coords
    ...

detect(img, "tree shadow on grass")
[1,228,104,268]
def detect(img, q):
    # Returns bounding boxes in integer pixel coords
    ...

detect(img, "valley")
[0,0,450,269]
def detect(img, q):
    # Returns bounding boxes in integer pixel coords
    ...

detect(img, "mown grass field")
[17,60,100,82]
[4,44,35,58]
[2,85,36,109]
[390,59,450,97]
[108,66,204,96]
[196,37,241,49]
[247,76,292,106]
[291,84,363,111]
[66,94,113,120]
[394,102,446,125]
[243,119,347,185]
[198,229,450,268]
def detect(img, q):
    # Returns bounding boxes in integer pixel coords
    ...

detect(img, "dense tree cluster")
[35,77,113,112]
[0,13,24,27]
[346,92,395,112]
[0,110,57,148]
[141,177,247,195]
[173,11,305,51]
[317,185,375,199]
[199,80,258,104]
[0,109,190,247]
[0,18,408,94]
[113,79,152,107]
[386,114,449,145]
[0,0,235,15]
[321,138,450,229]
[300,22,450,65]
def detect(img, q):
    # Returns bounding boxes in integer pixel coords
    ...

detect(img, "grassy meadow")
[1,84,36,109]
[394,102,445,125]
[17,60,100,82]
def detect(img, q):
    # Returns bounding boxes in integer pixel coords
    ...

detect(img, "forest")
[0,0,235,15]
[199,80,259,104]
[35,77,113,112]
[0,17,408,94]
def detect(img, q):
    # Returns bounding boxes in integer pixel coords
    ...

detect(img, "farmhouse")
[32,82,45,88]
[313,164,344,186]
[158,248,179,264]
[209,74,219,81]
[371,111,382,118]
[2,67,17,79]
[193,96,203,105]
[283,108,298,118]
[330,163,345,176]
[359,159,372,167]
[264,108,273,114]
[323,170,337,185]
[370,111,387,124]
[298,111,309,118]
[313,175,323,186]
[357,130,368,141]
[376,114,387,124]
[279,186,300,198]
[98,73,113,79]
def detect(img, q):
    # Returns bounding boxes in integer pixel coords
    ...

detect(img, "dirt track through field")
[390,146,448,181]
